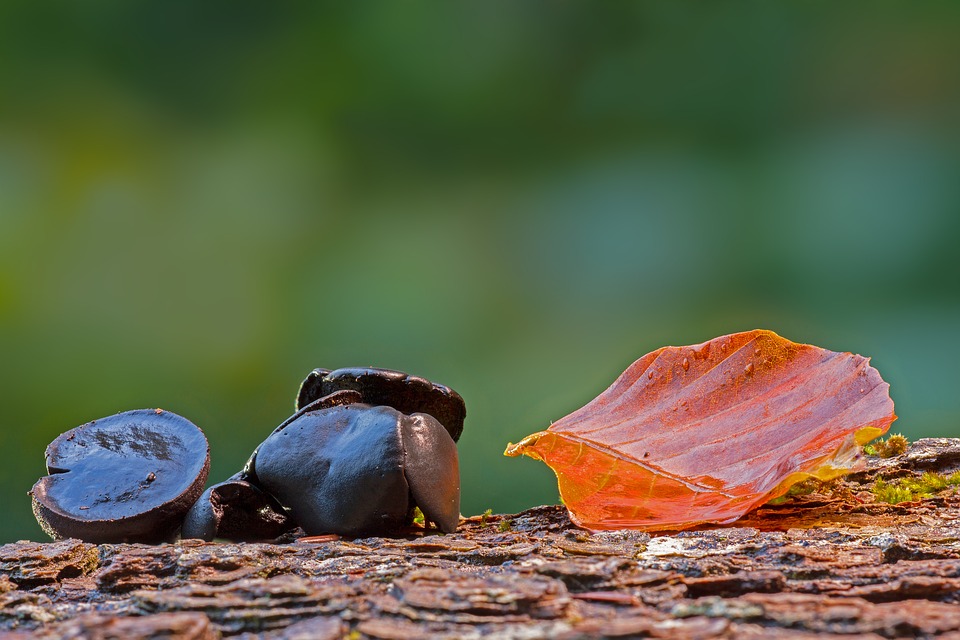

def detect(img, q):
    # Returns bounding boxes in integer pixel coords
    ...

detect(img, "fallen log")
[3,438,960,639]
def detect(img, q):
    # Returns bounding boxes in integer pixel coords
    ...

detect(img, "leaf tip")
[504,432,545,458]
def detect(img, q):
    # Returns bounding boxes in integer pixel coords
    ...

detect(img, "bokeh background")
[1,3,959,543]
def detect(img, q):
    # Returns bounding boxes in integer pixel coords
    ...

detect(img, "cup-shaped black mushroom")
[247,398,460,536]
[296,367,466,442]
[181,473,292,542]
[31,409,210,544]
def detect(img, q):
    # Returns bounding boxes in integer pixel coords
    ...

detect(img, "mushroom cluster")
[30,368,464,543]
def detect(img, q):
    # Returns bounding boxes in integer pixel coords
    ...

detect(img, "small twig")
[297,534,341,543]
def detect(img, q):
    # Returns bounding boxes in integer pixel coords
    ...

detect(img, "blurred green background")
[1,2,959,542]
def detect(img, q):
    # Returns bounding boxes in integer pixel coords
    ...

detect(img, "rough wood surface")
[3,438,960,639]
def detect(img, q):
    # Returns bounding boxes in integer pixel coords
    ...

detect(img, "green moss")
[766,478,834,505]
[498,519,513,532]
[871,471,960,504]
[786,479,823,497]
[480,508,493,527]
[866,434,909,458]
[412,507,425,526]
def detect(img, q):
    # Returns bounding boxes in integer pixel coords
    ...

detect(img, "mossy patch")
[864,434,909,458]
[479,508,493,527]
[766,479,826,505]
[871,471,960,505]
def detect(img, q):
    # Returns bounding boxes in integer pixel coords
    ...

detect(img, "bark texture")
[3,438,960,639]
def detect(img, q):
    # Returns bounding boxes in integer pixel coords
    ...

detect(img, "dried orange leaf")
[505,330,896,531]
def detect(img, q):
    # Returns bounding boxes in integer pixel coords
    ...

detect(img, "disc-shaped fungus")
[31,409,210,543]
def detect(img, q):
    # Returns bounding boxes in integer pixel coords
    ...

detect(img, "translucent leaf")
[505,330,896,531]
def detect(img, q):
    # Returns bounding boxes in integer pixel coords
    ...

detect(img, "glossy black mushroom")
[242,389,363,487]
[296,367,466,442]
[30,409,209,544]
[246,399,460,536]
[181,473,292,542]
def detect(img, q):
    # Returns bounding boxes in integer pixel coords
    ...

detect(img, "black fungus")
[30,368,465,543]
[30,409,210,544]
[181,473,292,542]
[242,389,363,486]
[248,398,460,536]
[296,367,466,442]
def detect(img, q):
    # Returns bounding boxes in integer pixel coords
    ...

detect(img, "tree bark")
[3,438,960,639]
